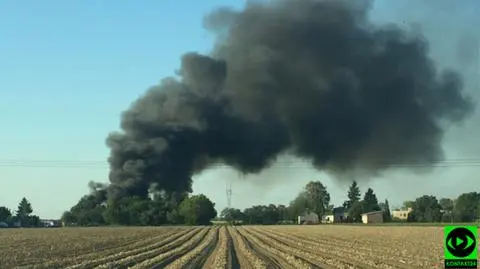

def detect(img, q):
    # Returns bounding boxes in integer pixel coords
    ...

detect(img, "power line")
[2,158,480,164]
[1,158,480,168]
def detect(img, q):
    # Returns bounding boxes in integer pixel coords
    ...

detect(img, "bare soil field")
[0,225,453,268]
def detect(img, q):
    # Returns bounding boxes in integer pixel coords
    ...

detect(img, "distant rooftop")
[361,211,383,216]
[332,207,346,214]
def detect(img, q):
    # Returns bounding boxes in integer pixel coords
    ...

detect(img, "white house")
[392,207,412,220]
[322,214,334,223]
[323,207,348,223]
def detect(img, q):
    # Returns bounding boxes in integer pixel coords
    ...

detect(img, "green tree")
[325,204,334,214]
[65,193,107,226]
[220,207,244,224]
[348,201,364,222]
[163,192,188,224]
[146,197,169,225]
[179,194,217,225]
[125,197,153,225]
[146,191,188,225]
[17,197,33,215]
[243,206,261,224]
[362,188,380,213]
[61,211,76,226]
[288,193,309,220]
[411,195,442,222]
[403,200,415,210]
[102,196,161,226]
[303,181,330,217]
[343,180,361,210]
[242,205,280,225]
[265,204,280,224]
[277,205,289,222]
[380,199,392,222]
[453,192,480,222]
[439,198,454,222]
[166,209,183,224]
[28,215,41,227]
[0,206,12,222]
[16,197,33,226]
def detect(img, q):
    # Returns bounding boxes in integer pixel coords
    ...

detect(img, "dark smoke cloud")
[105,0,474,199]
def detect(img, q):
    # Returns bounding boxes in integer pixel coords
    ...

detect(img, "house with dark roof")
[322,206,349,223]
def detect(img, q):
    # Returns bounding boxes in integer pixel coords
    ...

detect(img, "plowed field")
[0,225,450,268]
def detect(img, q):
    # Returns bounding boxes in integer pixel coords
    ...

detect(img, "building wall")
[392,207,412,220]
[392,210,408,220]
[362,212,383,223]
[323,214,334,223]
[334,213,347,222]
[322,212,348,223]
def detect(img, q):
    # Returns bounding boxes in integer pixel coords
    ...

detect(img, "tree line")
[220,180,480,225]
[61,185,218,226]
[3,180,479,227]
[402,192,480,223]
[0,197,42,227]
[220,180,382,224]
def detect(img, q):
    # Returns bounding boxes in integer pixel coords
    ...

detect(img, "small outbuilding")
[40,219,62,228]
[361,211,384,224]
[322,214,334,223]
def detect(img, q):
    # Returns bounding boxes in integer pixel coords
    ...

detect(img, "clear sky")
[1,0,478,219]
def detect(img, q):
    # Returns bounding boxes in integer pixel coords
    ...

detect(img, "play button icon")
[446,227,477,258]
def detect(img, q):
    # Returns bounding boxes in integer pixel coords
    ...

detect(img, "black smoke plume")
[105,0,473,200]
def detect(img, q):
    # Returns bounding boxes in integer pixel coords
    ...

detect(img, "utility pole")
[226,179,232,208]
[451,198,455,224]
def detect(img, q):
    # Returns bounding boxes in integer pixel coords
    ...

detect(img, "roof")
[332,207,346,214]
[361,211,383,216]
[392,208,411,212]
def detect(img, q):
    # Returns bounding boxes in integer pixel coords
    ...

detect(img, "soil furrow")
[238,227,319,269]
[227,226,267,268]
[202,226,230,269]
[1,225,449,268]
[272,227,401,255]
[256,227,413,269]
[93,227,205,269]
[167,227,219,269]
[128,227,211,269]
[227,227,241,269]
[234,227,290,269]
[246,227,364,269]
[59,228,190,269]
[269,226,434,269]
[11,228,181,269]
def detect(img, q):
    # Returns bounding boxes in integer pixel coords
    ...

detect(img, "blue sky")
[1,0,478,219]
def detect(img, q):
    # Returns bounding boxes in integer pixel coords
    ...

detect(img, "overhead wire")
[1,158,480,168]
